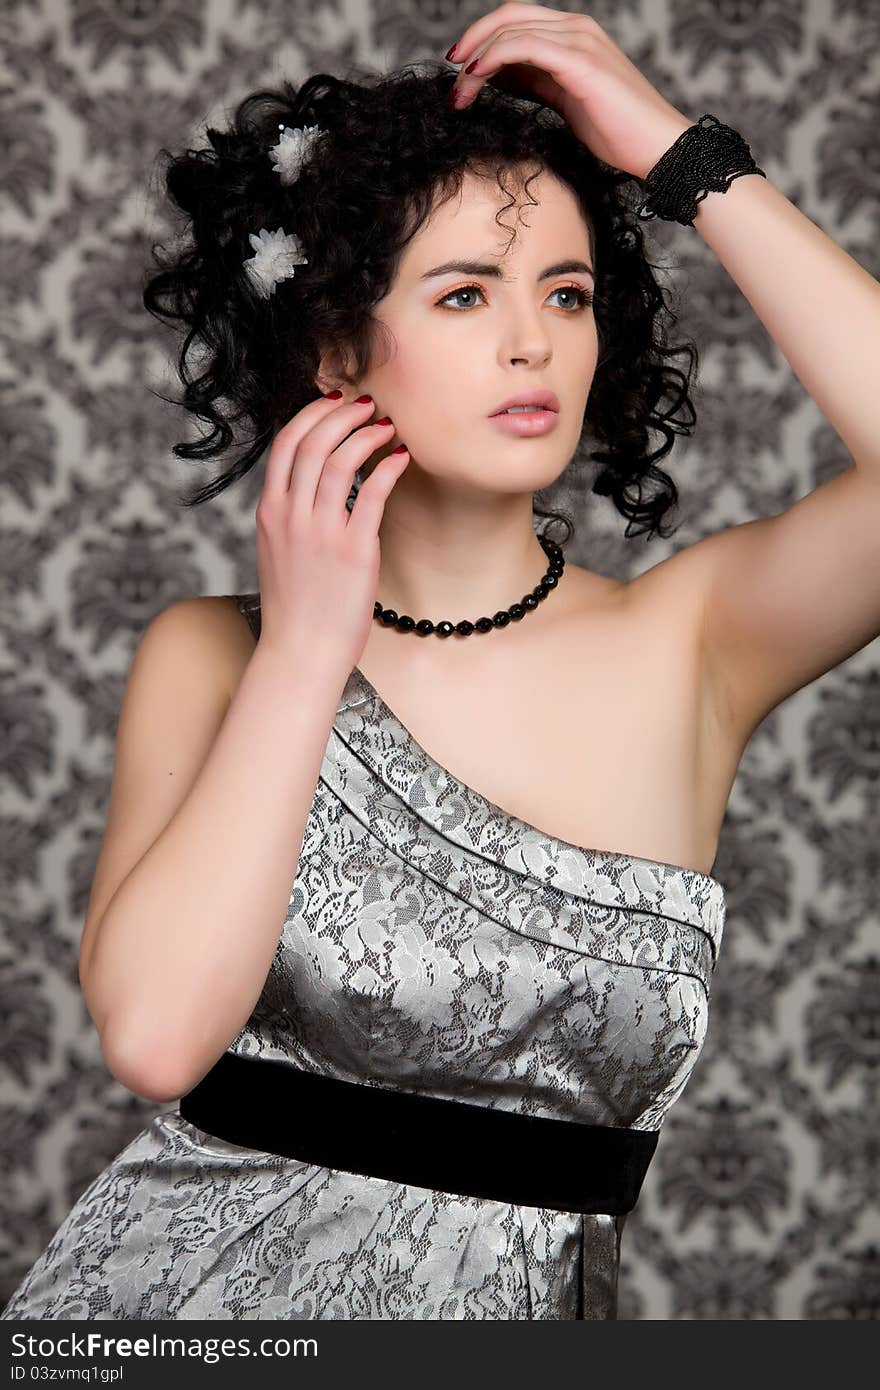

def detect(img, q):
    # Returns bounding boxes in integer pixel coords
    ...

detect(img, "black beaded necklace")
[372,533,565,638]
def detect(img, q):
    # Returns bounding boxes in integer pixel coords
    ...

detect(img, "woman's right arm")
[83,391,410,1104]
[83,627,351,1105]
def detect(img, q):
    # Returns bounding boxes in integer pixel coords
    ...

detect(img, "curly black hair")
[143,61,699,543]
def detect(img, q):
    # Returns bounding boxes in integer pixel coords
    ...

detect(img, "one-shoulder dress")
[2,591,726,1321]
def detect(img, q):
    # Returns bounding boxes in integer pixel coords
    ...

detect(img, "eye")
[437,282,594,312]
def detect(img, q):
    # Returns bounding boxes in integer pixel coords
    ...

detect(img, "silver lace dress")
[2,592,726,1320]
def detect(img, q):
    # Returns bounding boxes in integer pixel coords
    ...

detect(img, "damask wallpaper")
[1,0,878,1320]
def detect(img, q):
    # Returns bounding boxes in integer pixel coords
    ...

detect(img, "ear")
[315,343,357,396]
[314,366,339,395]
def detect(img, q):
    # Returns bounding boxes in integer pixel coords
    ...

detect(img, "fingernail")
[465,59,479,74]
[324,389,343,399]
[355,394,373,403]
[375,416,392,426]
[391,444,409,454]
[445,44,458,61]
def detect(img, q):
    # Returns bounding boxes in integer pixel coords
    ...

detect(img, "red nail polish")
[324,389,343,399]
[375,417,392,426]
[355,394,373,404]
[465,58,479,74]
[445,43,457,61]
[391,444,409,454]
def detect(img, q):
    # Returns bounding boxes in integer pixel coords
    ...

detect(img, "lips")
[490,389,560,416]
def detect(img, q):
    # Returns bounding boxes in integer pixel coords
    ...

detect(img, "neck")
[373,500,553,624]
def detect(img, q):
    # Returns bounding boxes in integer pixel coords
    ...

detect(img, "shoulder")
[612,542,739,735]
[564,541,711,624]
[559,561,626,616]
[151,594,260,705]
[621,543,709,622]
[566,546,718,678]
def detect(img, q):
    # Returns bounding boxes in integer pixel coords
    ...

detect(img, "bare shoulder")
[78,595,256,995]
[568,538,737,726]
[564,546,706,631]
[621,540,710,618]
[169,595,259,704]
[616,540,740,734]
[561,561,628,615]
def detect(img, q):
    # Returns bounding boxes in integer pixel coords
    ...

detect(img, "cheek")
[375,339,462,432]
[390,336,450,388]
[381,308,462,385]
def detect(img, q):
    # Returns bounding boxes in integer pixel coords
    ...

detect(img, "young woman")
[5,7,879,1321]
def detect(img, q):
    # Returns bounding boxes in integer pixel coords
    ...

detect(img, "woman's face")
[351,167,598,496]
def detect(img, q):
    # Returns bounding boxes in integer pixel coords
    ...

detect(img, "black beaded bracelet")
[373,533,565,637]
[638,113,766,227]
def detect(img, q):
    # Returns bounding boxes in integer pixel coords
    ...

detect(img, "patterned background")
[2,0,879,1320]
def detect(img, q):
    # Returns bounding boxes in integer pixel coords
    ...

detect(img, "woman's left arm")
[447,4,880,732]
[688,170,880,474]
[670,169,880,734]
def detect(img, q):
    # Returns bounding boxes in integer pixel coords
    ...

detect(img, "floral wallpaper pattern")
[1,0,878,1319]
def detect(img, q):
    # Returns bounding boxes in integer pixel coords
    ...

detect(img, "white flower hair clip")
[268,122,325,186]
[241,123,324,298]
[242,226,308,299]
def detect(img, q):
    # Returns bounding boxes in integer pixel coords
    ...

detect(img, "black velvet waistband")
[178,1052,659,1216]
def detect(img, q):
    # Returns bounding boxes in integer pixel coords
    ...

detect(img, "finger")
[311,419,397,525]
[452,22,568,89]
[260,393,358,509]
[482,61,567,112]
[453,33,589,110]
[346,448,410,547]
[285,397,385,523]
[273,396,377,519]
[447,2,557,66]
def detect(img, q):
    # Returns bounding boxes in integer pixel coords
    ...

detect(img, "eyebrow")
[419,257,595,284]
